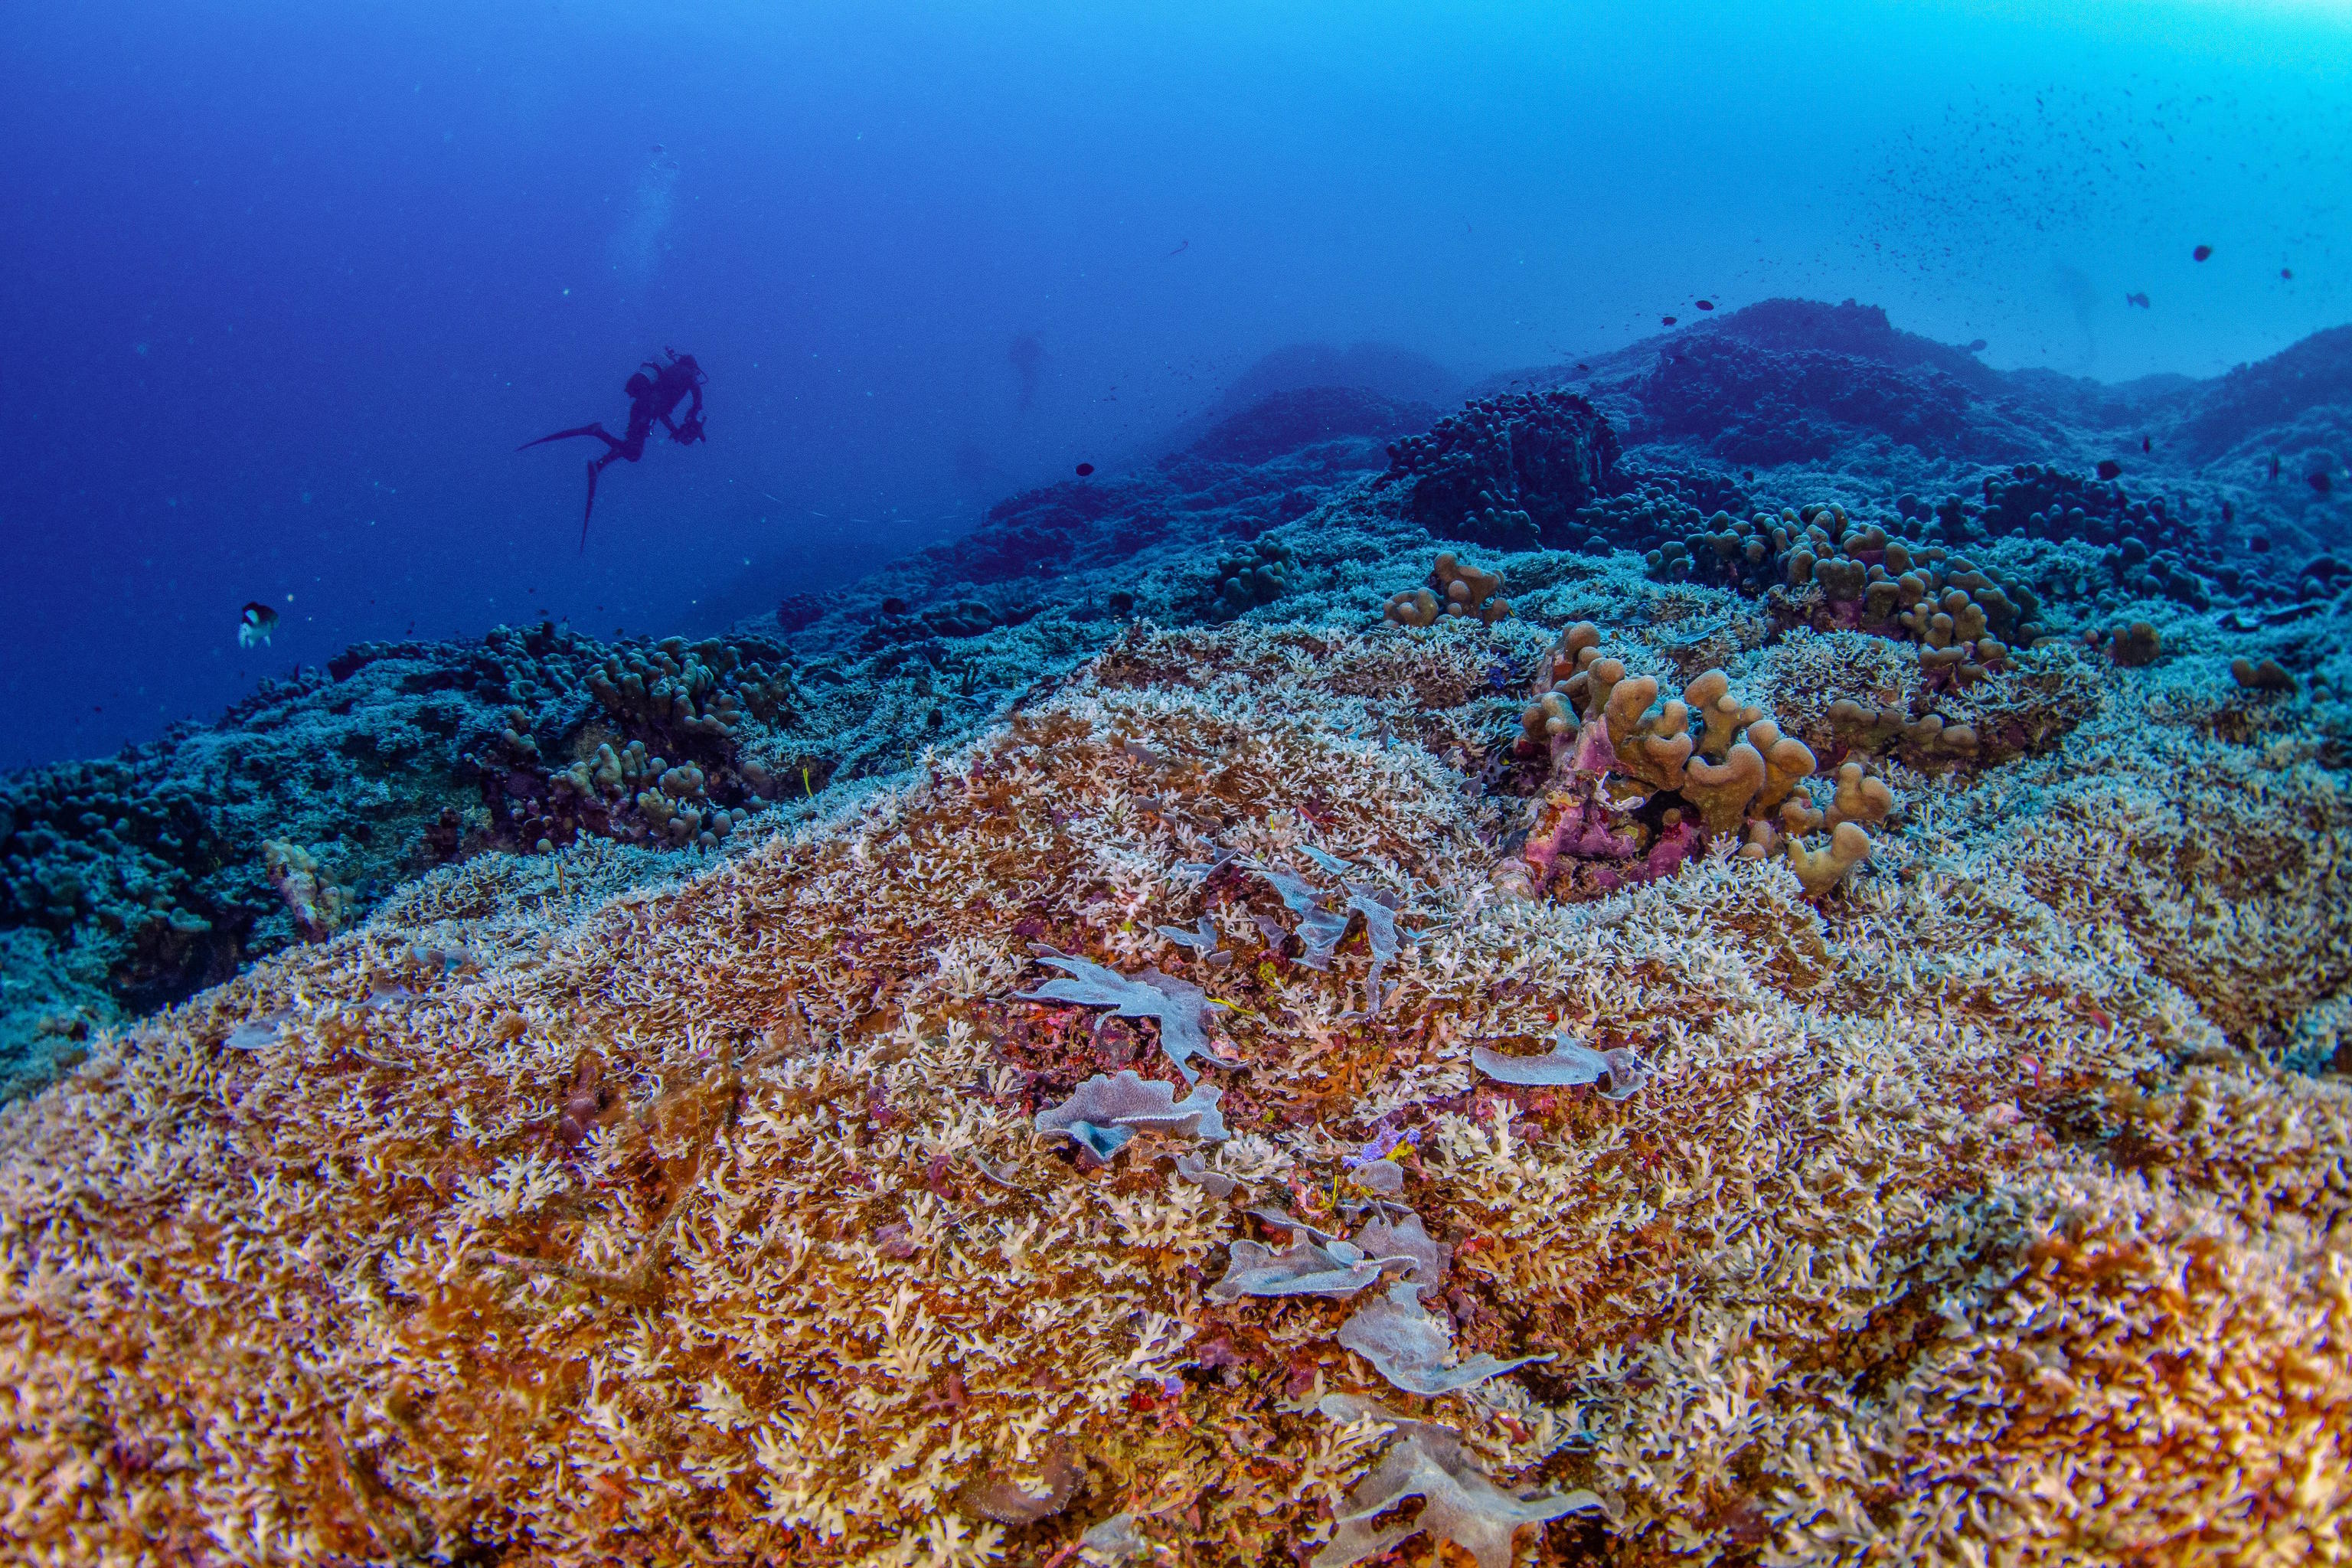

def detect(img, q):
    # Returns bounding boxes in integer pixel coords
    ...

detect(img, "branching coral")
[0,615,2344,1568]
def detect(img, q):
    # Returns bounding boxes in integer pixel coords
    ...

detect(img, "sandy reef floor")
[2,592,2348,1567]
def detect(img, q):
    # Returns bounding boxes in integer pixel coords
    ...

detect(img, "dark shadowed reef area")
[4,298,2347,1089]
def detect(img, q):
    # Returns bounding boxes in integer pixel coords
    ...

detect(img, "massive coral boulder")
[1383,388,1621,549]
[1557,299,2073,467]
[1183,386,1439,468]
[2163,322,2352,466]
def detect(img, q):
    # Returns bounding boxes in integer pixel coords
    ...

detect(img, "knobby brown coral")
[1650,501,2045,688]
[1385,550,1514,629]
[0,619,2346,1568]
[263,837,353,941]
[1504,623,1892,900]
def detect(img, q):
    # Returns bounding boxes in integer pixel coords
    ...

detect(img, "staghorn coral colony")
[3,299,2352,1566]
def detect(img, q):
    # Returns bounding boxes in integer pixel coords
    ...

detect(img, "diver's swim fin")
[580,459,599,552]
[520,423,606,452]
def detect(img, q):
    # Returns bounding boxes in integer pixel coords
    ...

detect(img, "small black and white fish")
[2193,244,2213,263]
[239,601,280,648]
[2125,292,2151,309]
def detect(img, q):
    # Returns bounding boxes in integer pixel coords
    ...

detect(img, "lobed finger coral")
[1631,463,2263,621]
[586,635,797,746]
[1505,622,1890,899]
[1651,501,2043,688]
[1385,550,1513,628]
[262,838,353,942]
[1207,539,1300,619]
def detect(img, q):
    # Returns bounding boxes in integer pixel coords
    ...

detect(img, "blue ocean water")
[2,0,2346,771]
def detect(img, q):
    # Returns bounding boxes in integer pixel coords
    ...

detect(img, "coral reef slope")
[3,617,2347,1566]
[12,302,2352,1096]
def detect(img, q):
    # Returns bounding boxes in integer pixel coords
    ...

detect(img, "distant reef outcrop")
[1494,296,2352,509]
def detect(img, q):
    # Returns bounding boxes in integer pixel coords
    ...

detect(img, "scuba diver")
[520,348,707,549]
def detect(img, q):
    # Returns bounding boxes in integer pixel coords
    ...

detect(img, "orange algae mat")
[1,623,2346,1567]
